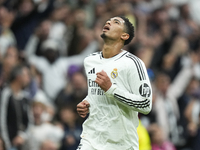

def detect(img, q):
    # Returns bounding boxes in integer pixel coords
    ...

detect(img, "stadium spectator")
[55,68,87,110]
[137,120,151,150]
[25,36,98,102]
[58,105,82,150]
[10,0,54,50]
[0,5,16,56]
[148,123,176,150]
[0,46,19,90]
[24,94,63,150]
[40,140,58,150]
[0,65,31,150]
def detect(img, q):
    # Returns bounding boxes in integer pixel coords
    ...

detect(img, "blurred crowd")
[0,0,200,150]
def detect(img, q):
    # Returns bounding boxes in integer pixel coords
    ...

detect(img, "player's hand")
[95,70,112,92]
[77,100,90,118]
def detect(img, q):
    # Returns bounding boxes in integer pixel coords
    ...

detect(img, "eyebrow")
[107,18,123,24]
[113,19,121,24]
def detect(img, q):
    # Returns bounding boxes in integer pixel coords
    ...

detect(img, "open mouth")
[103,26,110,31]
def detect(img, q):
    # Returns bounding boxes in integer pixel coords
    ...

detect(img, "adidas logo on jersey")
[88,68,95,74]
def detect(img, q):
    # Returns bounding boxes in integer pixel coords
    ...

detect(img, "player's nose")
[105,20,111,25]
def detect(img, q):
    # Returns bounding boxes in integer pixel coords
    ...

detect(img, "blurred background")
[0,0,200,150]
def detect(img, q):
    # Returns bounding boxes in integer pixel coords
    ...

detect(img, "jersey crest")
[111,68,118,79]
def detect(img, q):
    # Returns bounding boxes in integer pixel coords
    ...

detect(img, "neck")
[102,40,124,58]
[35,118,42,125]
[10,81,21,95]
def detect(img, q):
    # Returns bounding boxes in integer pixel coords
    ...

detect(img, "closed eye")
[113,19,121,24]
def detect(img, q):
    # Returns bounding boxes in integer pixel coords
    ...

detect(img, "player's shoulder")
[84,51,101,61]
[125,52,148,81]
[124,52,144,65]
[119,52,146,72]
[86,51,101,58]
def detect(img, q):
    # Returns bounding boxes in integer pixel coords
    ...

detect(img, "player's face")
[101,17,126,41]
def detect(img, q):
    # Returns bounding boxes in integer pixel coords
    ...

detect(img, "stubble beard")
[100,33,106,39]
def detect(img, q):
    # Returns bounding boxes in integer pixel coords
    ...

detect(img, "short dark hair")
[9,65,27,83]
[119,16,134,45]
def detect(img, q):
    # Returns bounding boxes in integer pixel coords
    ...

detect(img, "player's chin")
[100,33,107,39]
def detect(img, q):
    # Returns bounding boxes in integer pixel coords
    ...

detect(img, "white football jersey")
[80,50,152,150]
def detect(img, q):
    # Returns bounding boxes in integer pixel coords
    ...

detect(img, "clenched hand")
[77,100,90,118]
[95,70,112,92]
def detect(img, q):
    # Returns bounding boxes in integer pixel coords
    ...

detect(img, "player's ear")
[121,33,129,41]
